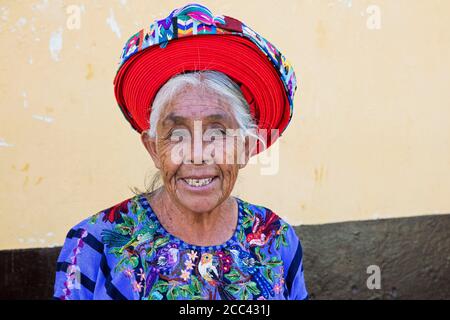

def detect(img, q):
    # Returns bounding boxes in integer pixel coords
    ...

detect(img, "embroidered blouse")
[53,194,308,300]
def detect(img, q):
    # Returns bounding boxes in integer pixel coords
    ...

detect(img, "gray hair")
[146,70,265,150]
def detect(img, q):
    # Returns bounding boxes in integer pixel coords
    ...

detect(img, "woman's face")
[142,86,251,213]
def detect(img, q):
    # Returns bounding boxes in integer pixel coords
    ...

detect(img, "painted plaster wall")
[1,0,449,249]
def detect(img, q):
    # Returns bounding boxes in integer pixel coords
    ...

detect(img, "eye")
[168,128,190,141]
[204,128,227,141]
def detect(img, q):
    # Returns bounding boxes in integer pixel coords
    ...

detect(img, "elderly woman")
[53,4,308,300]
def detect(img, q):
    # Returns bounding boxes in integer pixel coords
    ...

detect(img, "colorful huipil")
[53,194,308,300]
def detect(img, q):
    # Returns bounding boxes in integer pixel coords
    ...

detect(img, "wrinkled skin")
[141,86,255,246]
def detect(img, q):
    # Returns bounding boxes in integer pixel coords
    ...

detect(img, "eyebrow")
[161,112,232,127]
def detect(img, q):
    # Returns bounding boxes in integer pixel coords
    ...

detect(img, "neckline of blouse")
[136,193,244,252]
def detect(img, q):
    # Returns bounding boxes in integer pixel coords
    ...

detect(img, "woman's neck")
[145,187,238,246]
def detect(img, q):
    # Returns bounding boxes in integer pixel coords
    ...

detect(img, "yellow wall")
[1,0,450,250]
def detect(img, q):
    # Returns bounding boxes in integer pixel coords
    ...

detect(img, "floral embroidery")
[102,198,131,223]
[98,195,290,300]
[89,198,131,225]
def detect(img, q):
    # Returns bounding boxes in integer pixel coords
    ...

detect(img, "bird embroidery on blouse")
[143,243,180,296]
[198,253,235,300]
[246,209,281,250]
[229,244,275,299]
[101,199,130,223]
[101,225,156,254]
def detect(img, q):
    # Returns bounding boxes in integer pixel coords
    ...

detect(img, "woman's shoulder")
[55,195,144,300]
[237,197,294,227]
[236,196,300,245]
[64,194,143,243]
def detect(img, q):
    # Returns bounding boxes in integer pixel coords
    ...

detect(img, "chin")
[177,193,223,213]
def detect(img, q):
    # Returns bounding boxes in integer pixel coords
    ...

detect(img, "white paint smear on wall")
[338,0,353,8]
[15,17,27,28]
[33,114,54,123]
[31,0,49,12]
[0,6,9,21]
[106,8,121,38]
[22,90,29,108]
[49,28,63,61]
[0,138,13,147]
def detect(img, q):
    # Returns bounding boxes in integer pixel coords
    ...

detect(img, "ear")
[141,130,161,169]
[238,135,257,169]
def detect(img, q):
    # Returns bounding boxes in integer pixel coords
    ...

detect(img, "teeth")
[184,178,213,187]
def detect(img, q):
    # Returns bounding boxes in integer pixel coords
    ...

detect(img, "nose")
[191,126,203,164]
[183,128,214,165]
[186,140,214,165]
[186,157,208,165]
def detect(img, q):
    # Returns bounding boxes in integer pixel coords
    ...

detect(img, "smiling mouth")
[181,176,218,187]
